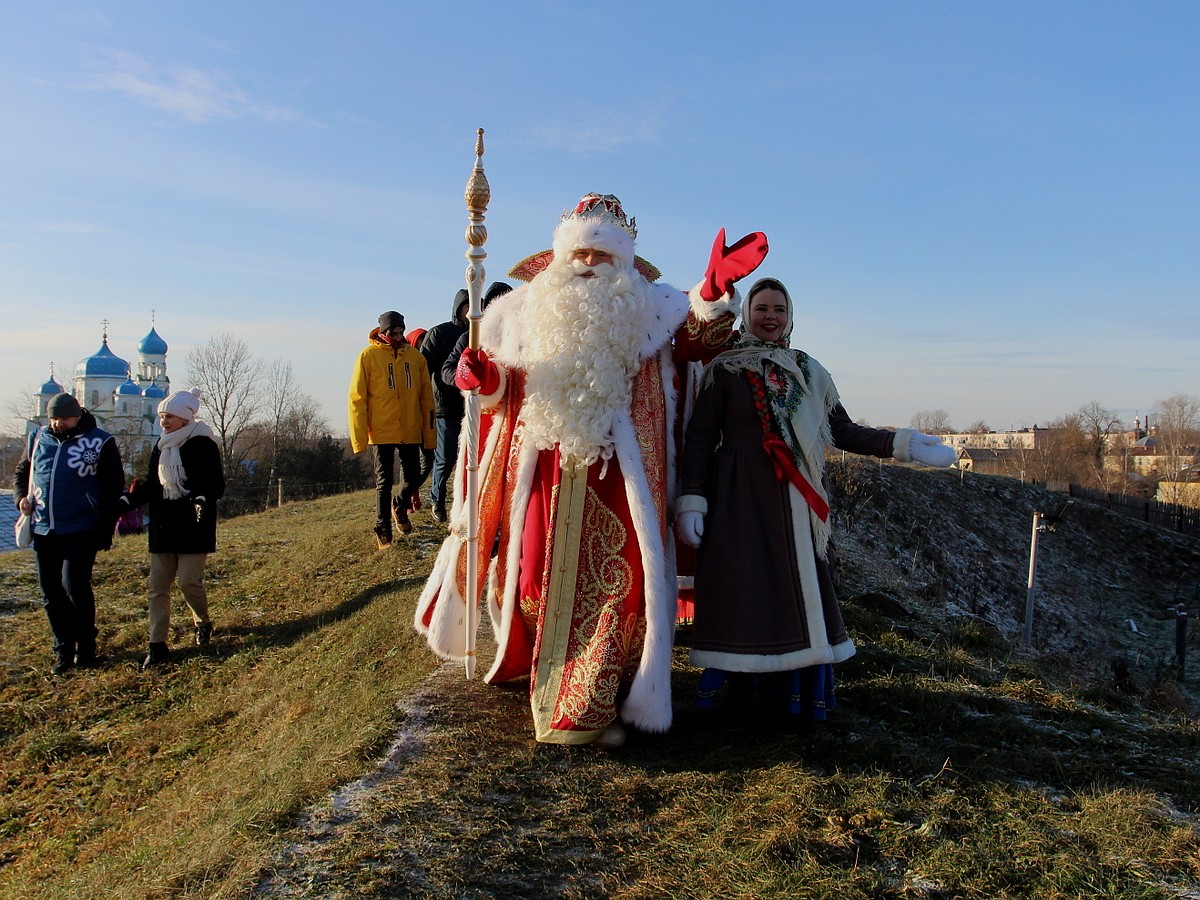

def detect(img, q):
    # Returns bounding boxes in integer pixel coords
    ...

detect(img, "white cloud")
[86,49,309,125]
[525,102,670,155]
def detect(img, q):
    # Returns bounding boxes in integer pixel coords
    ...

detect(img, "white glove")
[676,510,705,548]
[909,433,956,468]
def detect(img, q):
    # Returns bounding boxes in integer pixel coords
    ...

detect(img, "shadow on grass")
[138,576,429,670]
[613,635,1200,814]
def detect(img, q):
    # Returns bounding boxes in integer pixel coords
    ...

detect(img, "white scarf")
[157,420,217,500]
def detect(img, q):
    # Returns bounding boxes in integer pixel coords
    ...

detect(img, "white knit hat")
[159,388,202,421]
[551,193,638,267]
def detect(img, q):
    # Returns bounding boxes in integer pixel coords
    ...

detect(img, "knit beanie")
[47,392,83,418]
[378,311,405,332]
[159,388,202,421]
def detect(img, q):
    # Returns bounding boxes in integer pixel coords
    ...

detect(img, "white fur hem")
[689,639,856,672]
[688,283,741,322]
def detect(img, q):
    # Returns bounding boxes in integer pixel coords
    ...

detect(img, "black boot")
[75,637,99,667]
[195,623,213,647]
[142,642,170,670]
[51,645,76,676]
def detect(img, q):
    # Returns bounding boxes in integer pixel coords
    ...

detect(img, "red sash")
[761,432,830,522]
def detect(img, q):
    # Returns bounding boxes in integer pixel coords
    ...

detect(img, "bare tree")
[966,419,990,434]
[1026,413,1088,485]
[186,334,263,464]
[259,359,328,490]
[1153,394,1200,502]
[910,409,954,434]
[5,385,40,436]
[1075,401,1122,487]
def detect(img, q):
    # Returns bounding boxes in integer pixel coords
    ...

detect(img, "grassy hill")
[1,460,1198,898]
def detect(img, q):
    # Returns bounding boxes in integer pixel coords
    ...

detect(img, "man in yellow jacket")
[348,311,436,547]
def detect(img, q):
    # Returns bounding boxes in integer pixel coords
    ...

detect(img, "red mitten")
[700,227,770,301]
[455,347,500,394]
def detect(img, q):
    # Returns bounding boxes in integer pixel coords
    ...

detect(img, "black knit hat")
[483,282,513,307]
[47,392,82,418]
[378,311,405,332]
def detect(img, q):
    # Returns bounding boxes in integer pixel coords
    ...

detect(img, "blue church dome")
[138,327,168,356]
[116,377,143,397]
[143,383,167,400]
[38,375,64,396]
[76,339,129,379]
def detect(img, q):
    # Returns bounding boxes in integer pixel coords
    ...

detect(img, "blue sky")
[2,1,1197,435]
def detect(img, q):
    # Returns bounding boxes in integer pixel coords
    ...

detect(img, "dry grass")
[1,492,443,898]
[2,466,1200,898]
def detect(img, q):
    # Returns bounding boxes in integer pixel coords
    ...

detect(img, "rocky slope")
[829,458,1200,706]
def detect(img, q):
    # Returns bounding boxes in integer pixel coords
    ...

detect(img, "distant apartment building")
[940,427,1052,452]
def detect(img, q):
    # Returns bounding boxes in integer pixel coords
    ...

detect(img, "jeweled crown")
[561,193,637,240]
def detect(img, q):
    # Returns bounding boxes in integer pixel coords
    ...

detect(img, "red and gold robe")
[416,282,734,743]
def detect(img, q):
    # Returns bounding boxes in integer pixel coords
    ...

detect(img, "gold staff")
[461,128,489,678]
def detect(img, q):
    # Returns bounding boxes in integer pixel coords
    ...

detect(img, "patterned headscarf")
[706,277,841,555]
[708,278,808,461]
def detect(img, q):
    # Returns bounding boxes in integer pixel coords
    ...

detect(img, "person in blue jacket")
[13,392,124,674]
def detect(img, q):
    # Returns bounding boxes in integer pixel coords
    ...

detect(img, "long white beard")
[518,258,657,467]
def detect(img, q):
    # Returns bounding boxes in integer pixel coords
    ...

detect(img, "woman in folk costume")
[117,388,226,669]
[675,277,956,727]
[415,192,768,748]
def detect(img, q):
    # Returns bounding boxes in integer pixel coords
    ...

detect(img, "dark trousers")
[372,443,422,532]
[430,415,461,510]
[33,531,99,657]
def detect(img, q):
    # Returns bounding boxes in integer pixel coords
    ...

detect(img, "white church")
[29,321,172,456]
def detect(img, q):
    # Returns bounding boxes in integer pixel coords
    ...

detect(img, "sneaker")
[141,642,170,671]
[195,623,213,647]
[51,653,75,676]
[392,504,412,535]
[374,525,393,549]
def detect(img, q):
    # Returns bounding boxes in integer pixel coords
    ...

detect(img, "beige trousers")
[148,552,210,644]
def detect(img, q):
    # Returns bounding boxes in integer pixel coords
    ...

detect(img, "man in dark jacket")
[14,392,124,674]
[116,388,226,669]
[418,289,470,523]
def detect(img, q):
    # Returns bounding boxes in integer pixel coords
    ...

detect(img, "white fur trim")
[414,534,470,655]
[675,494,708,516]
[688,482,856,672]
[891,427,917,463]
[552,218,635,267]
[688,283,742,322]
[611,408,675,734]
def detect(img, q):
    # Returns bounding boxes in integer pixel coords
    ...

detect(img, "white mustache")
[568,258,615,277]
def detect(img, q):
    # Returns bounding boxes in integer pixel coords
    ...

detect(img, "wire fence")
[217,479,368,518]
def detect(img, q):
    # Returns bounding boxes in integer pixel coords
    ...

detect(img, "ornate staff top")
[464,128,490,352]
[464,128,490,250]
